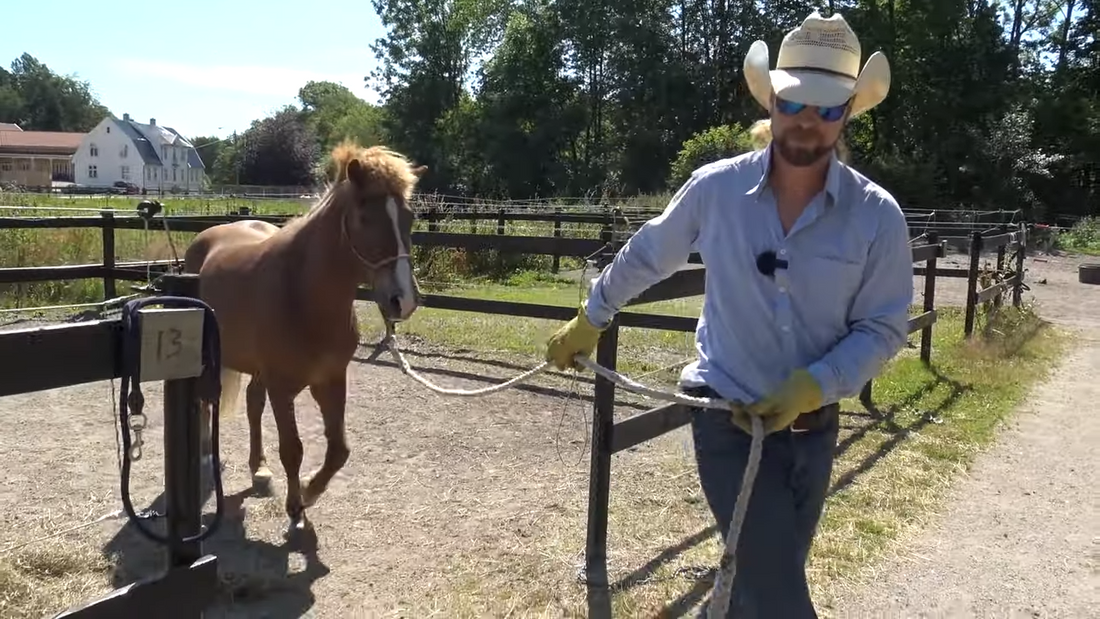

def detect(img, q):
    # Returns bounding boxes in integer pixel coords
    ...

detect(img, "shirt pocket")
[797,253,866,315]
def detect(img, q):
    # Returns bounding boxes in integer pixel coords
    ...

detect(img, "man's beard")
[774,132,835,167]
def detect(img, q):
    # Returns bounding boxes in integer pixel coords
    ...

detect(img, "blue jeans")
[687,386,839,619]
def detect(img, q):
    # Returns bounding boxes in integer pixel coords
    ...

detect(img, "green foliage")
[667,123,754,188]
[0,53,109,132]
[1054,216,1100,254]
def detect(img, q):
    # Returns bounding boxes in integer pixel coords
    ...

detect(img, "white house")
[72,113,207,192]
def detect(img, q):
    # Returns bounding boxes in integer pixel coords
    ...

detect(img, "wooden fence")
[0,212,1028,617]
[0,276,219,618]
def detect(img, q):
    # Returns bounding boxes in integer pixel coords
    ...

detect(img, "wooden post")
[583,243,619,619]
[163,375,204,568]
[156,275,207,570]
[427,206,439,234]
[101,211,116,301]
[994,227,1007,308]
[1013,223,1026,307]
[552,207,562,274]
[920,232,939,365]
[584,315,618,619]
[964,231,983,337]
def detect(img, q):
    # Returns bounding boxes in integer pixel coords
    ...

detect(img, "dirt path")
[828,252,1100,618]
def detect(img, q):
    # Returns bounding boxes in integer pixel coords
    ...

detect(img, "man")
[545,11,914,618]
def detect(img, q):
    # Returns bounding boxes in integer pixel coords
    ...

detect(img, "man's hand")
[746,369,824,434]
[546,306,605,371]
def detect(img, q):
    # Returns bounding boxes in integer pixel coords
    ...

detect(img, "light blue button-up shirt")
[584,145,914,406]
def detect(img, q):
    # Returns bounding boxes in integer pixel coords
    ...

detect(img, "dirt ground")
[1,247,1098,618]
[825,249,1100,618]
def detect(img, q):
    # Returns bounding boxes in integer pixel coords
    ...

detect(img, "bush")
[667,123,755,188]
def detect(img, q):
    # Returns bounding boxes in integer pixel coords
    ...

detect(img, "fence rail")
[0,278,219,618]
[0,212,1028,618]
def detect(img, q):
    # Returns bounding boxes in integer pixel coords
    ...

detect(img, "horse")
[183,141,427,532]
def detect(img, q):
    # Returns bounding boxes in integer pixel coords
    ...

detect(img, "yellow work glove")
[546,306,605,371]
[745,369,824,434]
[728,402,755,435]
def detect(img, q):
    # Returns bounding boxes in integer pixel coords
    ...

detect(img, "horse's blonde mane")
[283,141,420,233]
[330,140,419,202]
[750,118,851,163]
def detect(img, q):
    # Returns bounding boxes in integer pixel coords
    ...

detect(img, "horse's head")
[330,141,427,323]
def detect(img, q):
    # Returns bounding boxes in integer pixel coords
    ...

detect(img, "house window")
[172,168,177,182]
[19,160,30,171]
[0,161,11,172]
[88,165,97,178]
[161,146,167,160]
[121,145,129,158]
[121,166,131,180]
[151,167,157,180]
[90,143,98,157]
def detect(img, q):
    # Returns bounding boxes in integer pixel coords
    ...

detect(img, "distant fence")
[0,211,1028,617]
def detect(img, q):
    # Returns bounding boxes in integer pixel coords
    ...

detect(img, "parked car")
[112,181,140,195]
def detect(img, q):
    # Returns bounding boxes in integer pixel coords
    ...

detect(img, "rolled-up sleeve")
[584,172,707,328]
[807,196,914,403]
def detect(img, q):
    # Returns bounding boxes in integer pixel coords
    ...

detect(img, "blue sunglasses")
[774,97,849,122]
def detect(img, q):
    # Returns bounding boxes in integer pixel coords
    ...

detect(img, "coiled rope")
[384,339,760,618]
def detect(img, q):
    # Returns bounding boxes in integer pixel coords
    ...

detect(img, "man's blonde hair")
[749,118,851,163]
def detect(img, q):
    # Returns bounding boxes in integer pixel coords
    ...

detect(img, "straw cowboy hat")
[744,11,890,118]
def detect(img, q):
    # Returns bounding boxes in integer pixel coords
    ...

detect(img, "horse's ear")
[346,158,367,188]
[411,165,428,178]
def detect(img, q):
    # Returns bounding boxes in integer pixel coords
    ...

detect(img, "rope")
[383,339,763,617]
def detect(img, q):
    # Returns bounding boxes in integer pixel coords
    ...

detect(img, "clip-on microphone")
[755,250,789,277]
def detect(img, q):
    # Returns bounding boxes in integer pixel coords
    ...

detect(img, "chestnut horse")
[183,142,426,532]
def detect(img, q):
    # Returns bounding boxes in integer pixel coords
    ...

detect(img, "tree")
[234,107,320,186]
[0,53,109,131]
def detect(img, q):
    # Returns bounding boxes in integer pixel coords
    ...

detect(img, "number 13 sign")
[138,307,206,383]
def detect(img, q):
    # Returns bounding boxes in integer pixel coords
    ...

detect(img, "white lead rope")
[384,338,762,617]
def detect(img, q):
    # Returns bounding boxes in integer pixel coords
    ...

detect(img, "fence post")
[158,275,207,569]
[101,211,116,301]
[552,207,562,274]
[584,314,617,619]
[1013,223,1027,307]
[964,231,983,337]
[994,226,1007,308]
[920,232,939,365]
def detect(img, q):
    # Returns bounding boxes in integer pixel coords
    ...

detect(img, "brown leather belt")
[789,403,840,433]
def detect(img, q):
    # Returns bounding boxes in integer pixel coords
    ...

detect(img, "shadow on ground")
[101,474,330,619]
[587,360,974,618]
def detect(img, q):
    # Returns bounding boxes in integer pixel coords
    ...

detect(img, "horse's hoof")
[284,512,311,538]
[251,467,273,493]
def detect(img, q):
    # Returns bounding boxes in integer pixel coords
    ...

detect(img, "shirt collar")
[746,144,843,206]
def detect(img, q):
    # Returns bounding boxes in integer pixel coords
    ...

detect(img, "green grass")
[361,274,703,378]
[360,281,1068,616]
[1053,216,1100,256]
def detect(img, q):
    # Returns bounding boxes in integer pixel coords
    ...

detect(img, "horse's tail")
[217,368,244,418]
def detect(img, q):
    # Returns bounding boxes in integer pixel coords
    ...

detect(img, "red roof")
[0,127,85,155]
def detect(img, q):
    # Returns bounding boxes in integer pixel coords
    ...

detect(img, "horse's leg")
[246,375,273,491]
[301,376,350,509]
[268,384,307,531]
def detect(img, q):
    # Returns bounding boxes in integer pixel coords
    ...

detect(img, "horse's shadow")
[101,471,330,618]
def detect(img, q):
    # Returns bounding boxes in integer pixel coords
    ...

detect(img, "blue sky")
[2,0,387,139]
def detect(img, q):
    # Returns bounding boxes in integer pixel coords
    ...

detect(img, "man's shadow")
[101,468,330,618]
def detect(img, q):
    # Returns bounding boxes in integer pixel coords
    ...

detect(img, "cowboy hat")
[743,11,890,118]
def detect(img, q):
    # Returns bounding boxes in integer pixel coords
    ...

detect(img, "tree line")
[2,1,1096,223]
